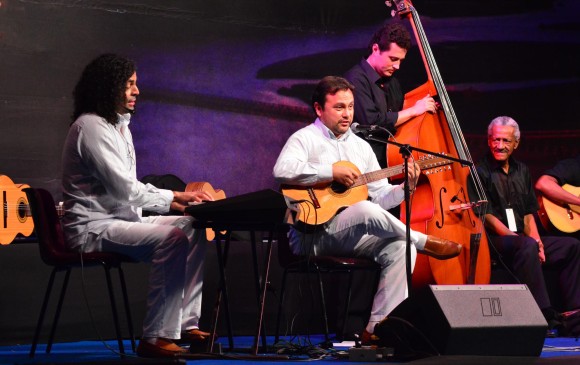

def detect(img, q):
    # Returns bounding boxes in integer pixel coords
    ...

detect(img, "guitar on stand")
[0,175,35,245]
[537,184,580,234]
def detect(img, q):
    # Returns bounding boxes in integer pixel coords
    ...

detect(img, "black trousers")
[490,234,580,312]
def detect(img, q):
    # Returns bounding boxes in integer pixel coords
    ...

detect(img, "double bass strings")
[409,5,488,211]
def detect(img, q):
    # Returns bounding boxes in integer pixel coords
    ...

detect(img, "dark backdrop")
[1,0,579,345]
[1,0,578,198]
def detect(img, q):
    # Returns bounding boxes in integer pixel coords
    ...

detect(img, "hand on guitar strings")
[333,164,360,187]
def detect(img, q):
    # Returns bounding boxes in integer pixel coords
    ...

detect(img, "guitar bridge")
[307,188,321,209]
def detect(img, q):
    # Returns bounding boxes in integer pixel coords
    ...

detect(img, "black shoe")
[561,309,580,337]
[543,307,564,337]
[546,320,563,337]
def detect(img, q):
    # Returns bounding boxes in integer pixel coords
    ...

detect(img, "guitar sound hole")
[17,200,27,223]
[330,182,349,195]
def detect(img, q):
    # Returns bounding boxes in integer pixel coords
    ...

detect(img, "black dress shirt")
[344,59,404,167]
[543,155,580,186]
[475,153,539,233]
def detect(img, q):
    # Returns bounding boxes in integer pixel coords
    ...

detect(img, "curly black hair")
[72,53,136,125]
[367,22,412,57]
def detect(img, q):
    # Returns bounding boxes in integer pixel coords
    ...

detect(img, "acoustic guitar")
[281,155,452,226]
[185,181,226,241]
[538,184,580,233]
[0,175,35,245]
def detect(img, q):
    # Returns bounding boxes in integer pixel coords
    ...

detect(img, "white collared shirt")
[273,118,404,210]
[61,113,173,248]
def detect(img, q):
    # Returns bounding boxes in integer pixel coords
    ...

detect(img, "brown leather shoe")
[178,328,217,344]
[181,328,216,342]
[360,329,380,347]
[420,235,462,260]
[136,338,187,358]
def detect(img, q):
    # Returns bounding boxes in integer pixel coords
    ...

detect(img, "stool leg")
[47,269,72,354]
[340,270,355,341]
[316,269,330,344]
[275,269,289,344]
[117,266,135,352]
[30,268,58,358]
[103,265,125,355]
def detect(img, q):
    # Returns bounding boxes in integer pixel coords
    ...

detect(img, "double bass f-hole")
[436,186,479,229]
[436,187,447,229]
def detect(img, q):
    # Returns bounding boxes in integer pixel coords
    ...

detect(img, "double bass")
[385,1,491,286]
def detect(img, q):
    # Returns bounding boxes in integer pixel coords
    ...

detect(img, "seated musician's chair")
[24,188,136,358]
[274,230,380,344]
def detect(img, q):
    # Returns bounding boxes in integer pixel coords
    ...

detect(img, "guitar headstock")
[418,154,453,174]
[385,0,412,17]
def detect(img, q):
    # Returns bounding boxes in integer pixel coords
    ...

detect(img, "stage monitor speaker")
[374,284,547,357]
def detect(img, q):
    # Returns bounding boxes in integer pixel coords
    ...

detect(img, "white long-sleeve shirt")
[61,113,173,249]
[273,118,404,211]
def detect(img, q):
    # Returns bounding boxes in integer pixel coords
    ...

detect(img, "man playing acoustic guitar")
[272,76,462,345]
[535,155,580,239]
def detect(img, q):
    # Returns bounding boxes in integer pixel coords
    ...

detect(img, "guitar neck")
[353,156,450,187]
[354,165,403,187]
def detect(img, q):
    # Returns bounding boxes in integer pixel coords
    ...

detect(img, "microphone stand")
[360,129,473,290]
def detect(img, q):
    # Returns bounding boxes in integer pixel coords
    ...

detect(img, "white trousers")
[290,200,427,333]
[84,215,206,340]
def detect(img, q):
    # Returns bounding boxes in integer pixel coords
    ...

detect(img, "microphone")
[351,122,380,133]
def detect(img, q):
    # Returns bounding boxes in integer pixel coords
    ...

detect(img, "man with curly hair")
[344,22,436,167]
[62,54,213,358]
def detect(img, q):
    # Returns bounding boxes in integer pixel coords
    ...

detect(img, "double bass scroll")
[385,1,491,287]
